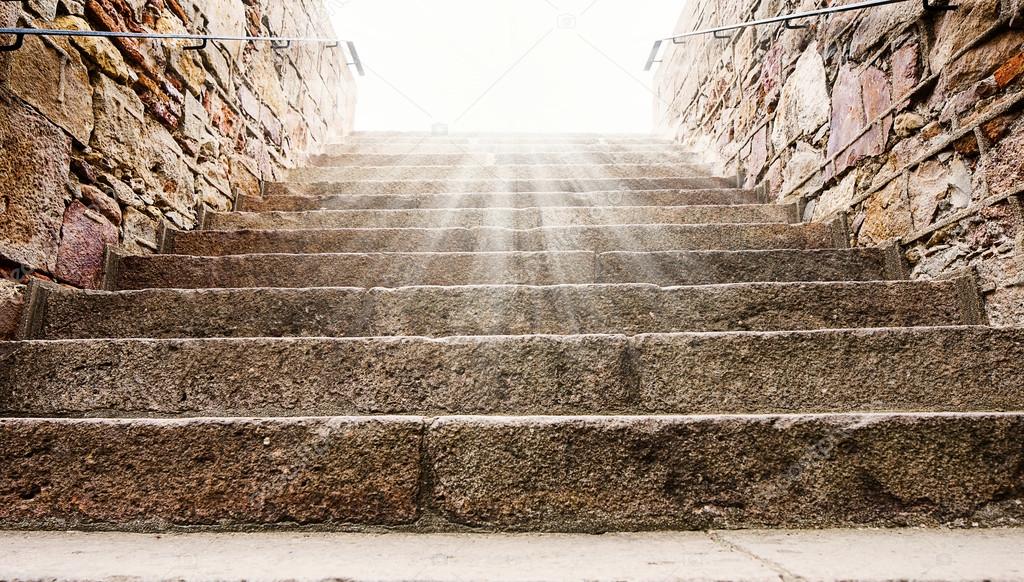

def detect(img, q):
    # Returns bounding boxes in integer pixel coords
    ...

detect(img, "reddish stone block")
[891,41,920,101]
[995,52,1024,88]
[55,201,119,289]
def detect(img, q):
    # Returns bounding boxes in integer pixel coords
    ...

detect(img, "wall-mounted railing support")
[0,31,24,52]
[0,27,365,76]
[644,0,956,71]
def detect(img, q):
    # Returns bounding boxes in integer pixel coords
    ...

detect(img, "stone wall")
[654,0,1024,324]
[0,0,357,335]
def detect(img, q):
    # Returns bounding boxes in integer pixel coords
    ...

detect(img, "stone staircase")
[2,133,1024,534]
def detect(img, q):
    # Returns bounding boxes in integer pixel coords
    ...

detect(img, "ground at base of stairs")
[0,529,1021,582]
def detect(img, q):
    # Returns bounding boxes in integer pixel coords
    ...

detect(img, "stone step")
[1,410,1022,530]
[266,177,738,196]
[108,248,898,290]
[309,151,704,167]
[164,222,846,256]
[206,205,797,231]
[343,136,672,145]
[3,327,1016,418]
[288,164,715,182]
[3,529,1024,582]
[238,189,759,212]
[28,279,978,340]
[325,144,695,156]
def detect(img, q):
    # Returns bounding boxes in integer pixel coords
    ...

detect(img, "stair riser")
[0,418,423,529]
[266,178,737,196]
[167,223,844,256]
[309,152,704,166]
[288,165,715,182]
[33,281,972,340]
[238,190,760,212]
[110,249,893,290]
[1,413,1022,531]
[3,328,1018,418]
[207,206,795,231]
[343,137,673,145]
[324,144,693,155]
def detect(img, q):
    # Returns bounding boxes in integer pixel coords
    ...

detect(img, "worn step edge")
[105,247,898,291]
[1,411,1023,531]
[2,326,1020,418]
[28,278,982,340]
[287,164,718,181]
[165,221,849,256]
[236,189,760,212]
[309,152,707,167]
[206,205,798,231]
[266,177,739,196]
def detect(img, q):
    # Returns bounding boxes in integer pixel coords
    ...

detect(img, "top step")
[343,136,674,145]
[323,143,693,155]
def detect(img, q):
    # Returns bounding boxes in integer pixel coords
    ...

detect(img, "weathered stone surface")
[36,279,973,340]
[54,201,118,289]
[79,184,122,226]
[289,163,714,182]
[110,247,894,291]
[90,75,196,217]
[312,151,702,167]
[55,15,135,83]
[4,328,1023,417]
[813,171,857,221]
[0,417,423,529]
[119,207,158,254]
[985,115,1024,195]
[859,179,913,244]
[0,280,25,340]
[113,251,599,290]
[168,223,844,256]
[267,177,737,197]
[0,96,71,272]
[207,205,796,231]
[771,45,830,151]
[428,412,1024,531]
[240,189,759,212]
[2,32,94,144]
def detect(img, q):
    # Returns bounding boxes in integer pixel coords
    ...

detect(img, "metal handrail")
[644,0,955,71]
[0,27,365,76]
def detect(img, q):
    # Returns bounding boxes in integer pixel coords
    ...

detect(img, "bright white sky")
[327,0,685,134]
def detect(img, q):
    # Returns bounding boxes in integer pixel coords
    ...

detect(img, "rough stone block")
[0,95,71,272]
[54,201,118,289]
[2,32,94,144]
[0,417,424,529]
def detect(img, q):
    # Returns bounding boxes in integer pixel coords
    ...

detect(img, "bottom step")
[1,529,1022,582]
[2,413,1023,531]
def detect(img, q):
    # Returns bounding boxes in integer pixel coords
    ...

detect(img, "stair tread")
[4,326,1022,419]
[207,205,796,230]
[33,279,975,340]
[1,411,1022,530]
[167,222,845,255]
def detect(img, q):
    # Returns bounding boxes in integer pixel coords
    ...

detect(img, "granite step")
[265,177,737,196]
[288,164,715,182]
[237,189,759,212]
[343,136,673,145]
[206,205,797,231]
[1,410,1022,530]
[324,143,696,155]
[26,279,979,340]
[309,151,704,167]
[108,248,898,290]
[164,222,847,256]
[1,327,1020,419]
